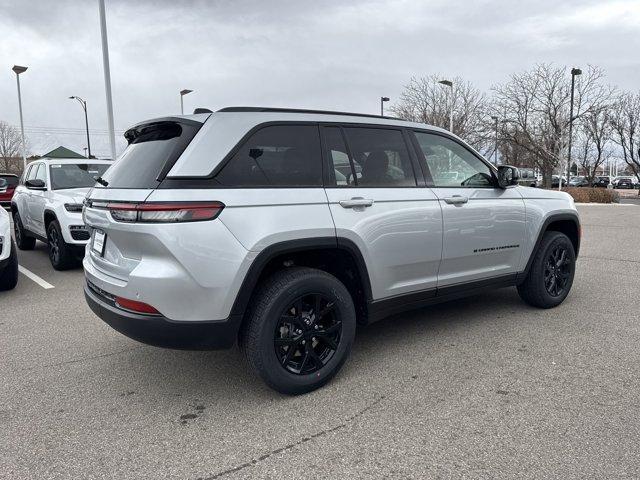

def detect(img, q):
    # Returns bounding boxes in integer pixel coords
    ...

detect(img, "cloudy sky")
[1,0,639,158]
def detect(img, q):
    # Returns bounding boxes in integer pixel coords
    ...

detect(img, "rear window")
[50,164,111,190]
[97,120,201,189]
[215,125,322,187]
[0,175,18,187]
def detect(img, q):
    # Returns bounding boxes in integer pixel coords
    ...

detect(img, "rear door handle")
[339,197,374,208]
[443,195,469,205]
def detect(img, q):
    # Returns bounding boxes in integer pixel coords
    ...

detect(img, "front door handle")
[339,197,374,209]
[443,195,469,205]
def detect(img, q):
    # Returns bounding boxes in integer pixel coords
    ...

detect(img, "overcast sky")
[1,0,639,158]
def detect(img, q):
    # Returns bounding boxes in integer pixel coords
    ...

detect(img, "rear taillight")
[115,296,160,315]
[100,201,224,223]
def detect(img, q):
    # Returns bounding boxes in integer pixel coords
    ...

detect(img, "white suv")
[0,185,18,291]
[12,158,112,270]
[83,107,580,394]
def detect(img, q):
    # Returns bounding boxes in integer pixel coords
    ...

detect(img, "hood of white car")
[52,187,92,205]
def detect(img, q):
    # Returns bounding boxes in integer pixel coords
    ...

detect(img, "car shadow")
[121,287,526,401]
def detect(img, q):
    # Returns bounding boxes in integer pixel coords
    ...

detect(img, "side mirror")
[25,179,46,190]
[497,165,520,188]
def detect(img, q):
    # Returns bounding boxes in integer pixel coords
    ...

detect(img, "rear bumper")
[84,284,241,350]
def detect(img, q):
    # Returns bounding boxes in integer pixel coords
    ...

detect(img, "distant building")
[40,146,86,159]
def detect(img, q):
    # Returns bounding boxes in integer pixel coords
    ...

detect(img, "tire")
[47,219,78,270]
[241,267,356,395]
[0,240,19,291]
[517,231,576,309]
[13,211,36,250]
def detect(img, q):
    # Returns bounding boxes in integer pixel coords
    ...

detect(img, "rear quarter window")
[215,125,322,187]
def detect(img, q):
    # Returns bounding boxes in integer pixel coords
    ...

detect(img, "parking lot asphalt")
[2,204,639,479]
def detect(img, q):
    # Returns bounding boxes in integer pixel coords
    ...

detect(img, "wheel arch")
[231,237,372,330]
[519,213,580,281]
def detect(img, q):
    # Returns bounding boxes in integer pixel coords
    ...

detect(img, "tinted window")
[0,175,19,187]
[98,121,201,189]
[342,128,416,187]
[50,163,111,190]
[414,132,494,188]
[323,127,355,186]
[216,125,322,187]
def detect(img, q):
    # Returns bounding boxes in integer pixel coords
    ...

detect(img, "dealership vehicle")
[592,176,610,188]
[83,107,580,394]
[517,168,538,187]
[0,180,18,291]
[0,173,19,209]
[551,175,566,188]
[568,176,589,187]
[613,177,634,189]
[11,158,112,270]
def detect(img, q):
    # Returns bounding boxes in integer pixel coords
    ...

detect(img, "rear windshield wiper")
[95,176,109,187]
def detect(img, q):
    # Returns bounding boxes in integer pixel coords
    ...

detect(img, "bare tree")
[609,91,640,194]
[391,75,493,154]
[574,105,614,183]
[0,121,23,174]
[492,64,611,187]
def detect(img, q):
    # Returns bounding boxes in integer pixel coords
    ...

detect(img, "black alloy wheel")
[274,293,342,375]
[543,244,572,297]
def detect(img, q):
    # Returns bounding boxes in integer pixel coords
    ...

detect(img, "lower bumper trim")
[84,285,241,350]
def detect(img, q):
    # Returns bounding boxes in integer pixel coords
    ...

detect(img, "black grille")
[71,229,91,241]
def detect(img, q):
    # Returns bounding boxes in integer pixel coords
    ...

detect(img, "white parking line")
[18,265,55,289]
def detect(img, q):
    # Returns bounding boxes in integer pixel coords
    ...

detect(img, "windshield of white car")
[49,163,111,190]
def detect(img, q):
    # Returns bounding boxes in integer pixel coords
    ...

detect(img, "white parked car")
[11,158,112,270]
[0,179,18,290]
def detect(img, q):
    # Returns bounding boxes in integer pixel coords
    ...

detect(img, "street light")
[98,0,116,161]
[490,116,499,165]
[564,67,582,190]
[180,89,193,115]
[380,96,390,116]
[438,79,453,132]
[69,96,91,158]
[12,65,28,173]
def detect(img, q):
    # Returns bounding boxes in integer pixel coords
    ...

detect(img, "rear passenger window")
[216,125,322,187]
[342,128,416,187]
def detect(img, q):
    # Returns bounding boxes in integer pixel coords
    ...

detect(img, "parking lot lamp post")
[491,116,499,165]
[438,80,454,133]
[380,96,389,116]
[69,96,91,158]
[565,67,582,189]
[98,0,116,160]
[180,89,193,115]
[12,65,28,173]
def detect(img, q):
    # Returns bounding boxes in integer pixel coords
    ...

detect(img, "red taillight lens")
[106,202,224,223]
[115,296,160,315]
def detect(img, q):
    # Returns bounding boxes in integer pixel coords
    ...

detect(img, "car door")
[27,163,48,236]
[20,163,38,230]
[322,125,443,302]
[412,130,525,288]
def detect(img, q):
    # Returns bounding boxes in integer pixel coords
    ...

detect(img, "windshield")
[49,163,111,190]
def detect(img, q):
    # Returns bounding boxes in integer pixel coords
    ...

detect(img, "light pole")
[12,65,28,173]
[98,0,116,160]
[490,116,499,165]
[565,67,582,190]
[180,89,193,115]
[438,79,453,132]
[380,96,389,116]
[69,96,91,158]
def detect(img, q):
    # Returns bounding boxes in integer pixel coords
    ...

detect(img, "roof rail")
[217,106,399,120]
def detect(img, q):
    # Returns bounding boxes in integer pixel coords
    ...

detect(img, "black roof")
[217,106,399,120]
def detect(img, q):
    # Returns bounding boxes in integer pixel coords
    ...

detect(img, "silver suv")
[83,107,580,394]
